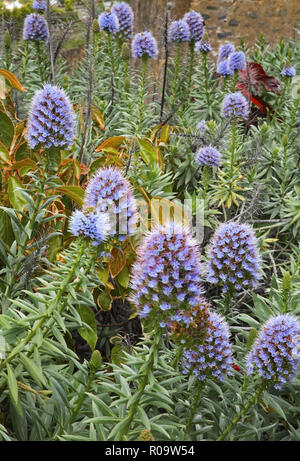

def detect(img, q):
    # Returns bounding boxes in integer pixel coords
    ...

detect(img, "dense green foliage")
[0,1,300,442]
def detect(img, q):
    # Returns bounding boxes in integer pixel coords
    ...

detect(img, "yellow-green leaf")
[0,141,10,164]
[8,176,27,211]
[0,69,26,92]
[57,186,84,206]
[77,305,98,351]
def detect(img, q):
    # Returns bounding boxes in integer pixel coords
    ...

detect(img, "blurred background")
[1,0,300,72]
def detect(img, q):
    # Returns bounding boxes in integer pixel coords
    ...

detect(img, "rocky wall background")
[128,0,300,52]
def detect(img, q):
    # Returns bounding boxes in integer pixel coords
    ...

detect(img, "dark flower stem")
[46,0,56,84]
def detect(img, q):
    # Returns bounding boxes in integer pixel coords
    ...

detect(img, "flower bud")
[121,42,130,60]
[4,30,11,50]
[90,350,102,369]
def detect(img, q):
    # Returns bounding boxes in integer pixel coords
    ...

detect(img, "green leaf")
[246,328,258,350]
[0,141,10,164]
[20,352,47,388]
[56,185,84,206]
[138,137,159,165]
[77,305,98,351]
[0,208,14,247]
[111,344,126,366]
[117,266,130,288]
[8,176,27,211]
[0,111,14,148]
[6,363,19,408]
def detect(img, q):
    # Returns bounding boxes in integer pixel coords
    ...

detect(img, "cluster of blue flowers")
[228,51,246,71]
[112,2,134,39]
[169,19,190,43]
[281,66,296,77]
[195,36,212,53]
[32,0,47,11]
[197,120,207,133]
[130,224,203,324]
[183,10,204,42]
[219,43,235,61]
[247,315,300,389]
[69,207,109,246]
[207,222,260,294]
[195,145,221,168]
[23,13,49,41]
[217,59,233,77]
[132,31,158,59]
[27,84,75,150]
[221,92,249,120]
[169,10,209,51]
[98,11,120,35]
[84,167,138,240]
[182,311,233,382]
[217,43,246,75]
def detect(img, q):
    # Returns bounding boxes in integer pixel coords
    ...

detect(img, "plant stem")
[216,382,265,441]
[231,69,238,92]
[35,41,44,83]
[202,52,210,106]
[160,9,169,123]
[172,343,184,370]
[185,381,204,439]
[228,119,238,201]
[54,362,97,439]
[281,141,288,202]
[47,0,56,84]
[22,40,29,81]
[170,43,181,109]
[136,57,148,135]
[187,41,195,101]
[203,165,210,200]
[116,330,162,441]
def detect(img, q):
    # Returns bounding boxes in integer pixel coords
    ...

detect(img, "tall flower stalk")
[116,330,162,440]
[22,40,29,81]
[185,381,204,439]
[136,56,148,134]
[132,31,158,134]
[216,382,266,441]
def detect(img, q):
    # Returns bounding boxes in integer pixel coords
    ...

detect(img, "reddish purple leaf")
[239,62,280,94]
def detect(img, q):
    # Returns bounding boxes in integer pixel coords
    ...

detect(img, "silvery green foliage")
[0,4,300,443]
